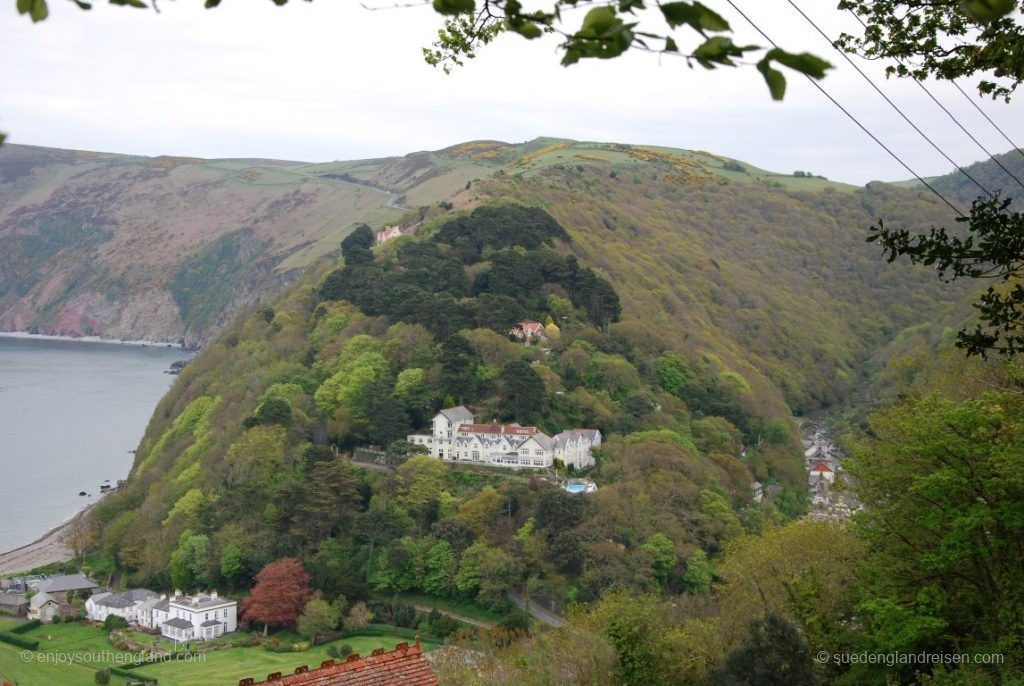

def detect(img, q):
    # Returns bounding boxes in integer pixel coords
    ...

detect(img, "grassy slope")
[462,152,968,414]
[898,146,1024,208]
[0,621,438,686]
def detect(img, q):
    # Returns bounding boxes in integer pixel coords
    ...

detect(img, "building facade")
[408,407,600,470]
[159,590,238,642]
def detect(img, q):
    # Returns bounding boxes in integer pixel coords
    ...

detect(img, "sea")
[0,335,189,554]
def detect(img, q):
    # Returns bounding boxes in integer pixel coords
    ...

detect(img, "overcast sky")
[1,1,1021,184]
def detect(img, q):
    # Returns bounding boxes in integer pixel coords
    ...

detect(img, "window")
[533,460,543,466]
[535,449,543,455]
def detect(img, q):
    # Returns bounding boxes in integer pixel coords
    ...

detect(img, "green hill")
[899,146,1024,209]
[82,138,977,605]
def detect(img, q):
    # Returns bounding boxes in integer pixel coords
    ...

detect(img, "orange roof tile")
[241,640,439,686]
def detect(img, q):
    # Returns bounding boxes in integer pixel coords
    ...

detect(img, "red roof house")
[239,640,439,686]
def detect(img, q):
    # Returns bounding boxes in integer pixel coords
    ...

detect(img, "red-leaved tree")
[240,557,312,636]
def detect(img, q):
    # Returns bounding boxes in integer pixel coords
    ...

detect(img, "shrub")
[0,631,40,650]
[51,615,62,624]
[327,644,341,658]
[292,641,310,651]
[340,643,353,657]
[95,667,111,685]
[430,613,460,638]
[10,619,41,634]
[103,614,129,631]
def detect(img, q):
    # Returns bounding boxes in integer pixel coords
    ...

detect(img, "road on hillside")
[411,604,495,629]
[508,592,567,627]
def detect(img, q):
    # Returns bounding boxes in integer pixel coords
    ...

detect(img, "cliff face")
[0,144,496,346]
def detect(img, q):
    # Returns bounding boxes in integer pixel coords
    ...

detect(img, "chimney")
[174,589,181,598]
[211,591,218,599]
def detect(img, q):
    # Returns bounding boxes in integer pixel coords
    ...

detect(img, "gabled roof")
[200,619,223,627]
[438,406,474,423]
[459,422,537,436]
[29,591,57,609]
[810,461,834,473]
[163,617,194,629]
[39,573,98,593]
[88,592,112,606]
[241,640,439,686]
[99,589,158,608]
[0,594,27,606]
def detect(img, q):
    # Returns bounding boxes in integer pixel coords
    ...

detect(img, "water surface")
[0,335,188,554]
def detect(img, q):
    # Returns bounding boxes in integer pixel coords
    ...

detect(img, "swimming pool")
[566,484,586,493]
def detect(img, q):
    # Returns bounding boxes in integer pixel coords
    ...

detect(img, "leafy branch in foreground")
[425,0,832,101]
[868,195,1024,357]
[837,0,1024,101]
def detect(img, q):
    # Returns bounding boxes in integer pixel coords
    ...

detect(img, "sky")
[1,0,1022,185]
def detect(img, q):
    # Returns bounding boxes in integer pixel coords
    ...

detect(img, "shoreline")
[0,330,186,349]
[0,503,93,576]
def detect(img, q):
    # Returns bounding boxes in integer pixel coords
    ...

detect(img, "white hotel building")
[408,406,600,469]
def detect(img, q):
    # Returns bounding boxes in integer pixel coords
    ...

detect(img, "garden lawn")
[142,634,441,686]
[0,640,99,686]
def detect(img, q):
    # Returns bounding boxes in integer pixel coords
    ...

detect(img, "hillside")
[82,136,979,594]
[0,138,936,348]
[0,143,502,346]
[900,146,1024,209]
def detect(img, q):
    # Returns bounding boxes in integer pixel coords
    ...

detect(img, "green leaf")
[580,5,618,34]
[17,0,49,22]
[205,0,222,7]
[109,0,147,7]
[961,0,1016,22]
[70,0,92,9]
[757,56,787,100]
[512,21,542,39]
[664,36,679,52]
[764,48,832,79]
[659,1,729,33]
[0,132,6,147]
[433,0,475,15]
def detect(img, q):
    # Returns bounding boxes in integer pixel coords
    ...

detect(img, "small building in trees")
[375,226,403,245]
[809,461,835,484]
[509,321,545,342]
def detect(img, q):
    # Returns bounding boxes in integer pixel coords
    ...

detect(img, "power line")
[786,0,994,199]
[844,9,1024,192]
[949,79,1024,164]
[721,0,964,217]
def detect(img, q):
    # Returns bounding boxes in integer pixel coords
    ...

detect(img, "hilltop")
[0,138,874,347]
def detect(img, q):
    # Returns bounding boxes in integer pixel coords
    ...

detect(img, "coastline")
[0,504,91,576]
[0,330,185,349]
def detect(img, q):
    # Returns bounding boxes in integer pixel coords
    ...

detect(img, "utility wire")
[949,79,1024,164]
[786,0,994,199]
[722,0,964,217]
[844,9,1024,192]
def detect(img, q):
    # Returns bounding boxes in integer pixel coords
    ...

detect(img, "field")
[0,621,439,686]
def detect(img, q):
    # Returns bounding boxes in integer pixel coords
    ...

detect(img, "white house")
[85,589,158,624]
[409,407,599,470]
[375,226,403,244]
[509,321,544,342]
[27,591,60,623]
[408,406,474,459]
[160,590,238,642]
[553,429,601,469]
[809,461,835,484]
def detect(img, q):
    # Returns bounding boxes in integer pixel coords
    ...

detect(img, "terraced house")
[408,407,600,469]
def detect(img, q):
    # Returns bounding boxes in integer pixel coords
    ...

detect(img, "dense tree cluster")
[319,204,621,333]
